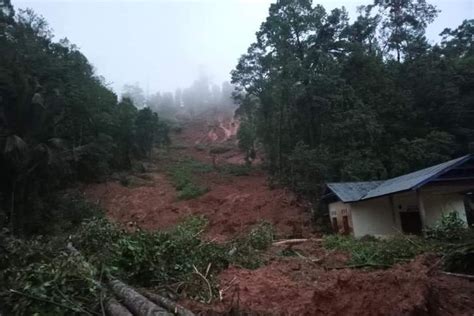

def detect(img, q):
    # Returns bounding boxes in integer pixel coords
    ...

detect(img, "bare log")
[141,290,195,316]
[109,279,173,316]
[105,298,133,316]
[272,239,310,246]
[440,271,474,281]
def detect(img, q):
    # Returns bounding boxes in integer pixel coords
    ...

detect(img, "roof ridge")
[360,154,472,200]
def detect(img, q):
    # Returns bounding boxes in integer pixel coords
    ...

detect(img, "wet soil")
[83,113,474,315]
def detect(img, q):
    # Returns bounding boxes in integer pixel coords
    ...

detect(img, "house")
[324,155,474,237]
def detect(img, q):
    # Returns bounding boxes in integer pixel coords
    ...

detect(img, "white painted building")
[324,155,474,237]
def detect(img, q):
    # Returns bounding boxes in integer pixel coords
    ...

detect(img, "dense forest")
[233,0,473,200]
[0,1,169,236]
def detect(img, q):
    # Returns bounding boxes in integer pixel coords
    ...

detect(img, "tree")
[0,5,169,235]
[366,0,438,61]
[122,83,146,108]
[232,0,472,204]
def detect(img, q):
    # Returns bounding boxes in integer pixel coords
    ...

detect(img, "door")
[331,217,338,233]
[342,215,351,235]
[400,211,422,235]
[464,194,474,227]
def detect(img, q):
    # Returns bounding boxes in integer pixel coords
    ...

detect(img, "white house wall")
[328,201,353,233]
[421,190,467,226]
[350,197,399,237]
[329,185,470,237]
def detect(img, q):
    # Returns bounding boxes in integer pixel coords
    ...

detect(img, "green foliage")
[0,7,170,235]
[133,107,168,157]
[247,222,275,250]
[229,222,275,269]
[178,183,209,200]
[0,233,102,315]
[220,164,253,176]
[237,117,257,165]
[323,235,439,267]
[168,158,211,200]
[105,217,228,288]
[426,212,468,242]
[443,234,474,275]
[0,218,277,313]
[232,0,474,204]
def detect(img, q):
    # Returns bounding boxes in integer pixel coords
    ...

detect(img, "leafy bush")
[229,222,275,269]
[178,183,209,200]
[426,212,467,241]
[0,232,101,315]
[247,222,275,250]
[0,217,277,313]
[1,216,231,314]
[443,239,474,275]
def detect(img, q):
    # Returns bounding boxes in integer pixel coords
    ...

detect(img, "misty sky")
[15,0,474,95]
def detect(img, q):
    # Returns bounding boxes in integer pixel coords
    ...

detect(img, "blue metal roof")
[326,181,383,202]
[327,154,472,202]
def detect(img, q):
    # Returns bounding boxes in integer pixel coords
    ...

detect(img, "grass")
[323,234,441,267]
[168,157,213,200]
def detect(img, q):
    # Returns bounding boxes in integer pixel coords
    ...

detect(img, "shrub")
[229,222,275,269]
[221,164,252,176]
[426,212,467,241]
[247,222,275,250]
[178,183,209,200]
[0,217,278,313]
[1,216,233,314]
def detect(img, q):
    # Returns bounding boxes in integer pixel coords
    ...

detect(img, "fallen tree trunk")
[441,271,474,281]
[108,279,173,316]
[105,298,133,316]
[272,238,320,246]
[141,290,195,316]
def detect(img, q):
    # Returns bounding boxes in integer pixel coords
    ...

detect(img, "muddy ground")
[84,112,474,315]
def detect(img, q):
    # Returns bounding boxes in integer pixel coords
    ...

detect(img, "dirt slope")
[83,112,474,315]
[84,112,312,241]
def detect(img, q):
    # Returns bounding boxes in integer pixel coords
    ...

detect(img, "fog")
[15,0,473,97]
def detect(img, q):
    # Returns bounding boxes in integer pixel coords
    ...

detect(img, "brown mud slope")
[83,112,311,241]
[84,171,311,241]
[191,253,474,316]
[84,112,474,315]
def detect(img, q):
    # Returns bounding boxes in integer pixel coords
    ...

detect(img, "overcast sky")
[14,0,474,95]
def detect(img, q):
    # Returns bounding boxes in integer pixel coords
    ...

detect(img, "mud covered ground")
[84,113,474,315]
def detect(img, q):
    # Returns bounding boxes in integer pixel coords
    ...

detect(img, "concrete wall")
[350,197,400,237]
[329,187,469,238]
[422,191,467,226]
[328,201,353,234]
